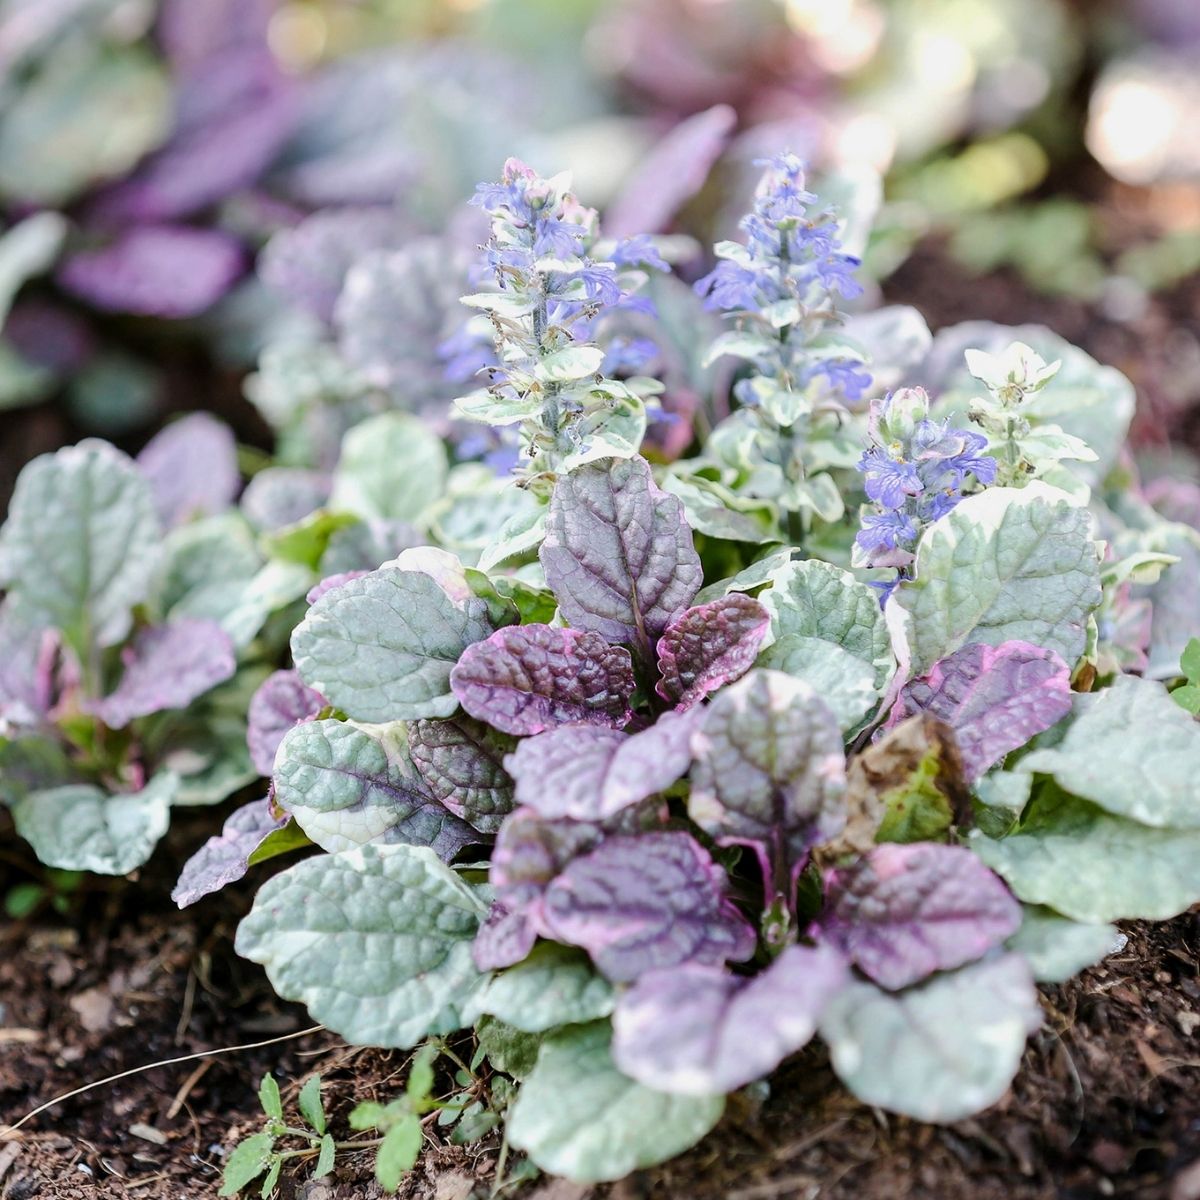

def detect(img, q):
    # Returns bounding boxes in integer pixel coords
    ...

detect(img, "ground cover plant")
[147,156,1200,1192]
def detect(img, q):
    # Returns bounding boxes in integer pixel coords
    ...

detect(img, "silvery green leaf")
[0,212,68,323]
[0,441,160,650]
[321,518,423,575]
[689,670,847,872]
[1018,674,1200,828]
[273,719,476,860]
[157,513,262,621]
[757,636,879,733]
[11,772,176,875]
[329,412,448,523]
[839,306,931,394]
[692,549,792,606]
[454,387,542,426]
[1146,522,1200,680]
[534,346,605,383]
[240,467,330,533]
[0,736,75,808]
[209,560,313,651]
[611,945,848,1096]
[660,474,777,545]
[919,323,1133,483]
[426,472,543,564]
[559,390,646,469]
[236,843,487,1047]
[477,943,614,1033]
[291,567,493,722]
[971,787,1200,922]
[886,484,1101,676]
[1005,906,1122,983]
[0,41,170,205]
[540,457,702,645]
[506,1021,724,1183]
[477,504,547,573]
[408,715,516,835]
[820,954,1041,1122]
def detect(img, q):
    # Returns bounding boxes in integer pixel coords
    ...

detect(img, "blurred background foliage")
[0,0,1197,483]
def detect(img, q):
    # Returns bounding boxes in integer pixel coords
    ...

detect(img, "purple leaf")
[136,413,240,529]
[91,619,236,729]
[92,49,296,222]
[450,624,635,736]
[247,669,326,777]
[306,571,369,606]
[542,831,756,983]
[172,797,283,908]
[606,104,736,238]
[159,0,274,72]
[612,943,849,1094]
[820,843,1022,991]
[57,227,245,318]
[689,670,847,881]
[504,707,703,821]
[409,715,517,835]
[887,640,1072,780]
[473,902,539,971]
[491,807,606,913]
[656,594,770,708]
[540,457,702,646]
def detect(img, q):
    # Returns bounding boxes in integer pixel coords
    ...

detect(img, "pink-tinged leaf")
[473,902,539,971]
[92,50,296,222]
[656,594,769,708]
[606,104,737,238]
[0,603,56,729]
[887,641,1072,781]
[504,707,703,821]
[542,831,756,983]
[450,624,635,736]
[491,807,607,914]
[246,669,326,777]
[540,457,702,646]
[136,413,240,529]
[58,227,245,318]
[689,670,847,880]
[612,943,849,1094]
[172,797,283,908]
[820,843,1022,991]
[409,715,516,835]
[306,571,369,606]
[91,620,236,729]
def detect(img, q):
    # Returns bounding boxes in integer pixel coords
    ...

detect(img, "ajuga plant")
[0,417,303,874]
[200,158,1200,1189]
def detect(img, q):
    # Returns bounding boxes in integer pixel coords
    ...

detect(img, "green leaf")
[1182,638,1200,682]
[158,513,263,622]
[478,944,615,1033]
[291,568,494,722]
[819,955,1041,1122]
[314,1133,335,1179]
[1019,675,1200,828]
[330,413,448,523]
[535,346,605,382]
[298,1075,325,1134]
[0,41,170,205]
[758,636,880,734]
[971,786,1200,922]
[692,549,792,606]
[258,1075,283,1122]
[660,474,778,545]
[475,1015,542,1080]
[406,1043,437,1102]
[376,1114,423,1192]
[506,1022,724,1183]
[889,484,1101,675]
[219,1132,276,1197]
[560,390,646,469]
[1173,684,1200,716]
[263,510,358,570]
[1006,905,1121,983]
[273,719,475,858]
[259,1158,280,1199]
[0,441,160,650]
[236,844,488,1047]
[12,773,176,875]
[348,1101,388,1131]
[246,819,311,866]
